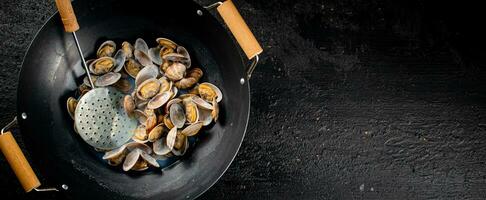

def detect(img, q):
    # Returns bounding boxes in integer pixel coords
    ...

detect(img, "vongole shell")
[192,95,213,110]
[212,98,219,122]
[83,75,98,88]
[158,77,172,95]
[123,95,135,117]
[133,109,148,124]
[140,150,160,168]
[172,131,189,156]
[169,103,186,128]
[124,58,143,78]
[165,62,186,81]
[131,158,149,171]
[184,100,199,124]
[176,46,191,68]
[174,68,203,89]
[162,53,187,63]
[198,107,213,126]
[102,144,128,166]
[135,64,159,87]
[165,98,182,113]
[145,114,158,133]
[132,125,148,143]
[153,137,171,155]
[134,38,149,54]
[148,124,165,142]
[112,78,132,94]
[66,97,78,120]
[96,40,116,58]
[159,46,175,58]
[113,49,126,73]
[181,122,203,137]
[89,57,116,75]
[163,114,174,129]
[148,47,163,65]
[121,41,134,58]
[160,60,172,73]
[134,49,153,67]
[126,142,152,154]
[147,91,171,110]
[156,38,177,49]
[166,127,178,151]
[95,72,121,87]
[136,78,161,100]
[122,148,142,171]
[198,82,223,103]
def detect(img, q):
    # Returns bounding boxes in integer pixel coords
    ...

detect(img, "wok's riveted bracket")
[1,116,67,192]
[200,1,262,84]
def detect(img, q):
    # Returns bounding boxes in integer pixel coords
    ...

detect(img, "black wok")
[0,0,262,199]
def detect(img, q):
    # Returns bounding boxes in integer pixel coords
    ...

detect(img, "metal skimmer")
[74,87,137,150]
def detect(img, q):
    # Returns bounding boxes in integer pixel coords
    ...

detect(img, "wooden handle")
[217,0,263,59]
[55,0,80,32]
[0,132,41,192]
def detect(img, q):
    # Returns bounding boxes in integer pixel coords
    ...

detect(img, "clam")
[148,124,164,142]
[181,122,203,137]
[122,148,142,171]
[158,77,172,95]
[133,109,148,124]
[140,151,160,168]
[176,46,191,68]
[171,86,178,99]
[112,78,132,94]
[192,95,213,110]
[198,82,223,103]
[66,97,78,120]
[148,47,163,65]
[172,133,189,156]
[160,46,175,58]
[96,40,116,58]
[163,114,174,129]
[184,100,199,124]
[165,98,182,113]
[95,72,121,87]
[147,91,171,110]
[123,95,135,116]
[124,58,143,78]
[145,114,158,132]
[132,125,148,143]
[153,137,171,155]
[165,62,186,81]
[126,142,152,154]
[162,53,188,64]
[169,103,186,128]
[83,74,98,88]
[212,98,219,122]
[198,107,213,126]
[166,127,178,151]
[102,145,127,166]
[113,49,126,72]
[160,60,172,73]
[136,78,161,100]
[134,49,153,67]
[156,38,177,49]
[135,64,159,87]
[134,38,149,54]
[89,57,115,75]
[131,159,149,171]
[121,41,134,58]
[174,68,203,89]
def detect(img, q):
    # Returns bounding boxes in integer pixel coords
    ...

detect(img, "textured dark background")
[2,0,486,199]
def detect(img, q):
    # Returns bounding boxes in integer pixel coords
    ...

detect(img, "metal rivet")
[240,78,245,85]
[196,10,203,16]
[21,113,27,119]
[61,184,69,190]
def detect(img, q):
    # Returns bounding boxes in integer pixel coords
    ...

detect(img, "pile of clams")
[66,38,223,172]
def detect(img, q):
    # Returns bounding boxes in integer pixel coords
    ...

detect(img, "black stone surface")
[2,0,486,199]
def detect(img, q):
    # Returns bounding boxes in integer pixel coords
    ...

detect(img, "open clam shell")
[184,101,199,124]
[134,38,149,54]
[122,148,142,171]
[123,95,135,116]
[163,114,174,129]
[134,49,153,67]
[135,64,159,87]
[96,40,116,58]
[95,72,121,87]
[121,41,134,58]
[192,95,213,110]
[181,122,203,137]
[147,91,171,110]
[124,58,143,78]
[132,125,148,143]
[176,46,191,68]
[198,82,223,103]
[165,62,186,81]
[133,109,148,124]
[66,97,78,120]
[148,47,163,65]
[148,124,165,142]
[112,78,132,94]
[198,107,213,126]
[113,49,126,73]
[103,145,128,166]
[89,57,116,75]
[145,114,158,133]
[126,141,152,154]
[136,78,161,100]
[140,151,159,168]
[156,38,177,49]
[166,127,178,151]
[153,137,171,156]
[172,135,189,156]
[169,103,186,128]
